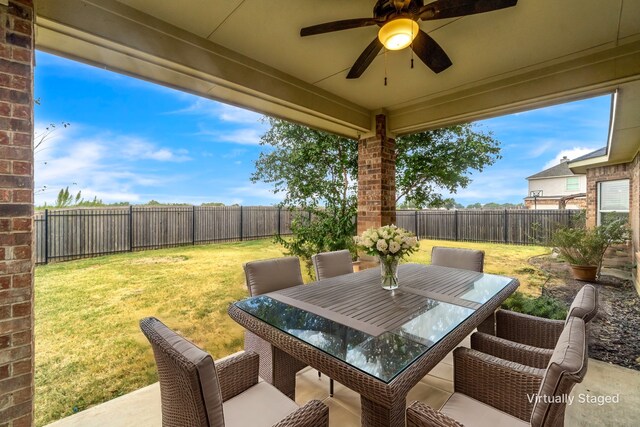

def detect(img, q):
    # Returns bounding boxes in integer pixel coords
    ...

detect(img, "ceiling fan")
[300,0,518,79]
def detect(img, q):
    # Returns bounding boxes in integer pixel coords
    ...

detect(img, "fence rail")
[34,207,584,264]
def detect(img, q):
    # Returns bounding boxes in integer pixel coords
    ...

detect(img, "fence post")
[414,210,418,236]
[504,209,508,243]
[277,206,281,236]
[44,209,49,264]
[454,210,459,241]
[239,206,243,241]
[129,205,134,251]
[192,205,196,245]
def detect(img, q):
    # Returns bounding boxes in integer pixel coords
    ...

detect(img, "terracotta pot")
[570,265,598,282]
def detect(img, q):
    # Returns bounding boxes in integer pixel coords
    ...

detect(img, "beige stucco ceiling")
[36,0,640,146]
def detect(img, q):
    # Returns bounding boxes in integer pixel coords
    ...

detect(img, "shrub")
[501,291,568,320]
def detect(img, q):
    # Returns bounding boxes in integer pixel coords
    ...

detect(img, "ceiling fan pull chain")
[384,48,388,86]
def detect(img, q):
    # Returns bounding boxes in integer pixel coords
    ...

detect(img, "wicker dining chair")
[139,317,328,427]
[243,257,308,398]
[476,284,598,350]
[310,249,355,396]
[431,246,485,272]
[312,249,354,281]
[407,317,588,427]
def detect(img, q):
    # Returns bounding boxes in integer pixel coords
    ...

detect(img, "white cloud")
[542,147,599,170]
[168,98,264,124]
[199,128,264,146]
[34,127,187,205]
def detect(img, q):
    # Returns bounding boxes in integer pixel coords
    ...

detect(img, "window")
[597,179,629,225]
[566,176,580,191]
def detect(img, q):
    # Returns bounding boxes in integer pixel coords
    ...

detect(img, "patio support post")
[0,1,36,426]
[357,114,396,234]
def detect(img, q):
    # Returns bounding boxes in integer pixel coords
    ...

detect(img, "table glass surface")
[458,274,514,304]
[236,295,475,382]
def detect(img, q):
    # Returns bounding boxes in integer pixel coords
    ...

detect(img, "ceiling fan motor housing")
[374,0,424,21]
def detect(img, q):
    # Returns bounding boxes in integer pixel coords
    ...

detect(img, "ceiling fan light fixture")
[378,18,418,50]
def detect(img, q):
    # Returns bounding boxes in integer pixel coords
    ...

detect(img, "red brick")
[0,276,10,290]
[0,306,9,320]
[12,413,32,427]
[0,131,9,145]
[11,161,29,175]
[0,335,9,349]
[12,387,32,406]
[0,190,10,202]
[11,18,32,37]
[0,160,9,173]
[0,102,9,117]
[11,104,28,120]
[12,189,30,203]
[9,75,28,91]
[12,246,29,260]
[7,260,30,274]
[11,331,29,347]
[11,273,30,289]
[0,248,4,260]
[11,132,29,147]
[11,218,29,231]
[0,364,8,380]
[11,360,30,375]
[11,302,30,318]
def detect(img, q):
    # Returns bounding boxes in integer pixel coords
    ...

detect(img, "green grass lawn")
[35,238,549,426]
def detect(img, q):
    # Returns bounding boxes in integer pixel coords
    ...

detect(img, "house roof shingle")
[527,161,577,180]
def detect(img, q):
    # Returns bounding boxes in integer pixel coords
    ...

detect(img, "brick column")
[357,114,396,234]
[0,1,35,426]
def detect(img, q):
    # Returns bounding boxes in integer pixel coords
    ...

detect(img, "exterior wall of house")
[523,197,586,210]
[527,175,587,197]
[0,1,35,426]
[585,158,638,293]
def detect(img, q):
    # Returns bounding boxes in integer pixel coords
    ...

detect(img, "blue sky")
[34,51,611,207]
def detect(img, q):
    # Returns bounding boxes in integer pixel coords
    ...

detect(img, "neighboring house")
[524,156,587,209]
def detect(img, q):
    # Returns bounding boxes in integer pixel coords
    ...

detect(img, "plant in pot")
[549,218,628,281]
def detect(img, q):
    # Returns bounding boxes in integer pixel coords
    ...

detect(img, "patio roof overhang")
[36,0,640,141]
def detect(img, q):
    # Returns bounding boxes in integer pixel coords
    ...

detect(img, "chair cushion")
[431,247,485,272]
[244,257,303,296]
[223,381,299,427]
[440,393,528,427]
[142,317,225,427]
[531,317,587,427]
[566,284,598,323]
[312,250,354,280]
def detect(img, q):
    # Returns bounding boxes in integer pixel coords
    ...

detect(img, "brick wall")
[0,1,34,426]
[523,197,586,209]
[357,114,396,234]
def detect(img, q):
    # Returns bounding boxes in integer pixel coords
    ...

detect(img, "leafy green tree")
[466,202,483,209]
[396,126,500,207]
[252,118,501,271]
[201,202,226,206]
[252,119,357,274]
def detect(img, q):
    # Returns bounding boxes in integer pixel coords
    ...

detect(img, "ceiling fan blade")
[300,18,379,37]
[419,0,517,20]
[411,29,452,73]
[347,37,383,79]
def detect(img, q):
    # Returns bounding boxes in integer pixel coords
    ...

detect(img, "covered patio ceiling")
[36,0,640,146]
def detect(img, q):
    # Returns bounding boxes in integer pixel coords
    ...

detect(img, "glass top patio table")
[234,264,516,383]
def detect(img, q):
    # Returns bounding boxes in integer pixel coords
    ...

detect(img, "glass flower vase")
[379,256,399,290]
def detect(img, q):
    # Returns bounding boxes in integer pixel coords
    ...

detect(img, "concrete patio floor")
[46,339,640,427]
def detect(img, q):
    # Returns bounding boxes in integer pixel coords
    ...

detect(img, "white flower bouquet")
[354,225,419,290]
[354,224,419,260]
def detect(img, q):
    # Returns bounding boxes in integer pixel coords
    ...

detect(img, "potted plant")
[550,218,628,281]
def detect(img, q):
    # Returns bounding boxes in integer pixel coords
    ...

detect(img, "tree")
[396,126,501,207]
[252,118,501,271]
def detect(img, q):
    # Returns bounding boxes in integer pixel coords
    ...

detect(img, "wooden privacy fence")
[396,209,583,245]
[34,206,300,264]
[34,207,584,264]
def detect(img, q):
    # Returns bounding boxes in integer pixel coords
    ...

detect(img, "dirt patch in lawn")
[530,255,640,371]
